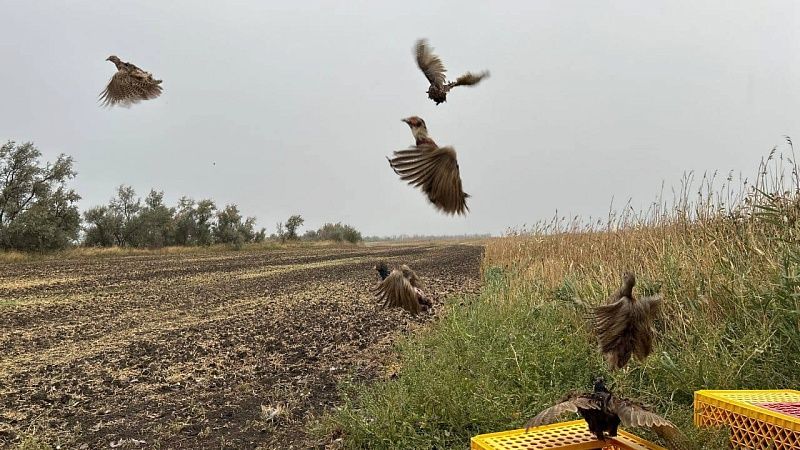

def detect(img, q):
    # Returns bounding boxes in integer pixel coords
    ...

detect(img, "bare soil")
[0,242,483,449]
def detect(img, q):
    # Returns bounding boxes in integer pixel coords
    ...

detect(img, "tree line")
[0,141,362,252]
[82,186,265,249]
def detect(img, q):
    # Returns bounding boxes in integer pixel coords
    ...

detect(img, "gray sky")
[1,1,798,236]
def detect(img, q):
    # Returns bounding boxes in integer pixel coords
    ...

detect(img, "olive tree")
[0,141,81,251]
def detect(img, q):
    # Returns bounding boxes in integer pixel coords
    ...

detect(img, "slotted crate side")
[470,420,667,450]
[694,390,800,450]
[695,390,800,426]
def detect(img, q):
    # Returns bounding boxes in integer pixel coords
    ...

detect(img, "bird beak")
[401,118,410,124]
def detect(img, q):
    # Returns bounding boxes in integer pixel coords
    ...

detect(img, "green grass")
[321,268,739,448]
[15,437,54,450]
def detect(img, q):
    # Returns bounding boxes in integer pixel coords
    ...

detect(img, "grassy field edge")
[318,152,800,449]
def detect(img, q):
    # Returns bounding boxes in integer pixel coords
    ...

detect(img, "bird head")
[402,116,430,142]
[622,272,636,286]
[402,116,427,130]
[106,55,121,63]
[621,272,636,298]
[374,261,390,280]
[592,377,609,393]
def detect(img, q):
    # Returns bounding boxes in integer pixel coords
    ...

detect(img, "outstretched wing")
[640,294,663,317]
[388,145,469,215]
[631,295,661,360]
[447,71,489,89]
[593,298,634,369]
[373,269,421,314]
[415,39,447,88]
[525,395,599,431]
[611,398,684,443]
[100,68,163,107]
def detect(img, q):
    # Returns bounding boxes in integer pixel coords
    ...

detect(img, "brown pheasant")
[373,262,432,315]
[593,272,663,370]
[415,39,489,105]
[100,55,163,107]
[387,116,469,215]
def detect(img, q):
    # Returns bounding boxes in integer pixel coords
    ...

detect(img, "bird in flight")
[525,378,685,447]
[388,116,469,215]
[372,262,432,314]
[100,55,163,107]
[593,272,663,370]
[415,39,489,105]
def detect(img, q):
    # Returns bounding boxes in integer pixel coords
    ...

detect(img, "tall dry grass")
[486,141,800,386]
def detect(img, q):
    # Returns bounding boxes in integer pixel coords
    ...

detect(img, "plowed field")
[0,242,483,449]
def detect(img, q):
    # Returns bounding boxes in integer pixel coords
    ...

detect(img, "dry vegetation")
[0,242,483,449]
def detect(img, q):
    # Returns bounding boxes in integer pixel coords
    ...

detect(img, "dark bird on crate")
[415,39,489,105]
[372,261,432,314]
[100,55,163,107]
[387,116,469,215]
[525,378,685,447]
[593,272,662,370]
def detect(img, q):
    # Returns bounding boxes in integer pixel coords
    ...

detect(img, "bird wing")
[610,398,683,442]
[399,264,421,288]
[415,39,447,88]
[388,145,469,215]
[631,296,660,361]
[525,395,600,431]
[373,269,421,314]
[640,294,663,317]
[604,286,626,304]
[593,298,634,369]
[100,69,163,107]
[130,66,160,82]
[447,71,490,89]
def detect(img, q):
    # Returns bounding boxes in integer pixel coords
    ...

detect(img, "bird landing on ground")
[372,261,432,314]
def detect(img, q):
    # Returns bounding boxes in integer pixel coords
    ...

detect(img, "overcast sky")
[1,1,798,236]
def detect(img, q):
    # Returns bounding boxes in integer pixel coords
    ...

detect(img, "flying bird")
[415,39,489,105]
[387,116,469,215]
[100,55,163,107]
[525,378,684,446]
[593,272,662,370]
[373,262,432,314]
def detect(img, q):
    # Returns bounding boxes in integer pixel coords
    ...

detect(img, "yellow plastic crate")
[470,420,667,450]
[694,389,800,449]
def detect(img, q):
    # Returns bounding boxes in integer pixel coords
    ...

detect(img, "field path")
[0,242,483,449]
